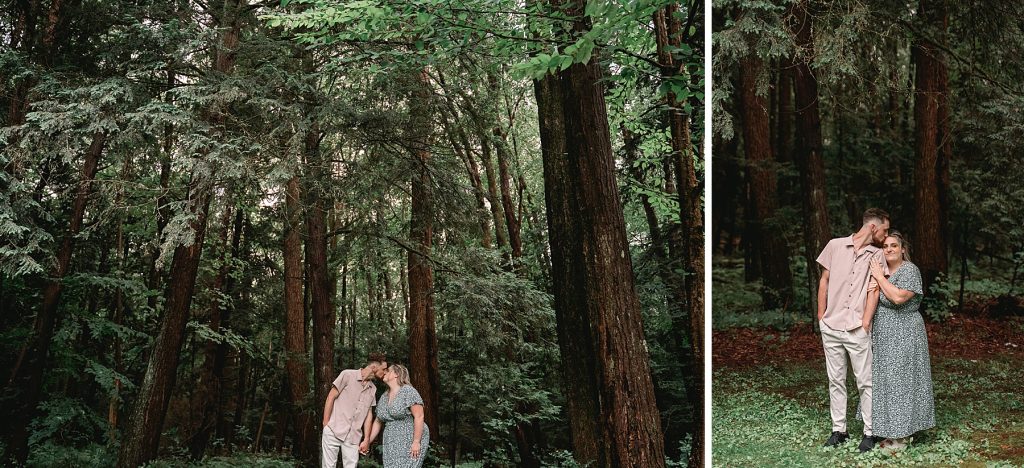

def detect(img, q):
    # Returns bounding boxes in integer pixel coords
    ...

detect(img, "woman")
[868,231,935,450]
[365,364,430,467]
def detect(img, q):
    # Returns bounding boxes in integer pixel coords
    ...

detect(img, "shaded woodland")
[713,0,1024,320]
[0,0,702,467]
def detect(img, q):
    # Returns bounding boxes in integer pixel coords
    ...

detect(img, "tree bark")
[303,124,336,418]
[912,0,950,294]
[738,55,794,310]
[283,174,311,460]
[406,69,442,436]
[789,0,832,326]
[535,1,667,464]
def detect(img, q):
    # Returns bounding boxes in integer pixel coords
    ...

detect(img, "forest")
[0,0,702,467]
[712,0,1024,465]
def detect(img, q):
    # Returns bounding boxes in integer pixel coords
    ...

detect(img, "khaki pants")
[321,426,359,468]
[820,320,872,436]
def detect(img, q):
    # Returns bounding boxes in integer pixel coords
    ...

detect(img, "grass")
[712,355,1024,467]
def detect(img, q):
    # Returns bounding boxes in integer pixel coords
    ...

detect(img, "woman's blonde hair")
[390,364,411,386]
[887,230,911,261]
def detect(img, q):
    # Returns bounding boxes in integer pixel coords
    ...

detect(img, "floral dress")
[871,261,936,438]
[376,385,430,468]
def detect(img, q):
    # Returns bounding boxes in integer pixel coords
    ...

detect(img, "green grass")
[713,355,1024,467]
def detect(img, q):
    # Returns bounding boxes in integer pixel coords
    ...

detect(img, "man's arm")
[358,407,375,453]
[862,288,880,332]
[817,269,830,321]
[322,387,339,428]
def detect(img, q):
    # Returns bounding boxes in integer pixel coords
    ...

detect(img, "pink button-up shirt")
[816,235,888,331]
[326,369,377,445]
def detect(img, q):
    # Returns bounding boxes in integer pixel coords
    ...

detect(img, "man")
[816,208,889,452]
[321,352,388,468]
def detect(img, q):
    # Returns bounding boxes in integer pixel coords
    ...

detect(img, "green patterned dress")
[871,261,935,438]
[376,385,430,468]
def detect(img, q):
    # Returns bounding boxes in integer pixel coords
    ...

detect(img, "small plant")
[921,272,957,322]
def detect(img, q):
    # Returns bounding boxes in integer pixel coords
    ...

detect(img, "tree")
[913,0,951,293]
[117,2,246,465]
[738,53,795,311]
[535,0,667,464]
[406,69,442,437]
[788,0,832,326]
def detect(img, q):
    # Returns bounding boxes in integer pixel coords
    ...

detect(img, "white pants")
[820,320,872,436]
[321,426,359,468]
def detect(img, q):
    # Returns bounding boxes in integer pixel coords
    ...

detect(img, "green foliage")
[26,442,115,468]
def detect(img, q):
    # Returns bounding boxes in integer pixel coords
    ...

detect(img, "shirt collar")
[844,235,880,253]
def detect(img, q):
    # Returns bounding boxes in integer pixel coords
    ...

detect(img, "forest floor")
[712,316,1024,467]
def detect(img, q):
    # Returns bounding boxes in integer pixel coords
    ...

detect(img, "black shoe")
[824,431,848,447]
[858,435,877,452]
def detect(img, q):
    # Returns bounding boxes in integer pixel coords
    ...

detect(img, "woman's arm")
[410,404,425,458]
[870,260,915,305]
[367,417,383,444]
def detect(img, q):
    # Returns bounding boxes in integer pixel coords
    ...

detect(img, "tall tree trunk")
[443,109,492,248]
[478,132,509,252]
[790,0,832,326]
[406,69,442,436]
[283,174,311,460]
[5,130,105,465]
[303,124,336,418]
[654,4,704,464]
[738,56,794,310]
[535,1,666,464]
[117,3,241,464]
[117,185,214,467]
[486,73,524,262]
[913,0,950,294]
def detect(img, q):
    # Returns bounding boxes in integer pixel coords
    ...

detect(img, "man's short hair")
[367,352,387,365]
[862,208,890,226]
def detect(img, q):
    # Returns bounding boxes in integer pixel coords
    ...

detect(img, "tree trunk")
[406,69,442,436]
[283,174,311,460]
[790,0,832,326]
[535,1,666,463]
[478,132,509,252]
[654,5,704,464]
[303,124,336,418]
[487,73,524,262]
[912,0,950,294]
[738,55,794,310]
[117,185,214,467]
[5,130,105,465]
[117,2,241,464]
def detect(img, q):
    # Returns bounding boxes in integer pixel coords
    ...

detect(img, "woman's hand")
[410,440,421,458]
[869,258,885,279]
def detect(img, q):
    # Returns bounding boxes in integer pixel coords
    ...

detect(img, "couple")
[321,353,430,468]
[816,208,935,453]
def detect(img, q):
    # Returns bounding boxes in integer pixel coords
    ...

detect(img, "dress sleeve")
[902,263,925,296]
[403,386,425,410]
